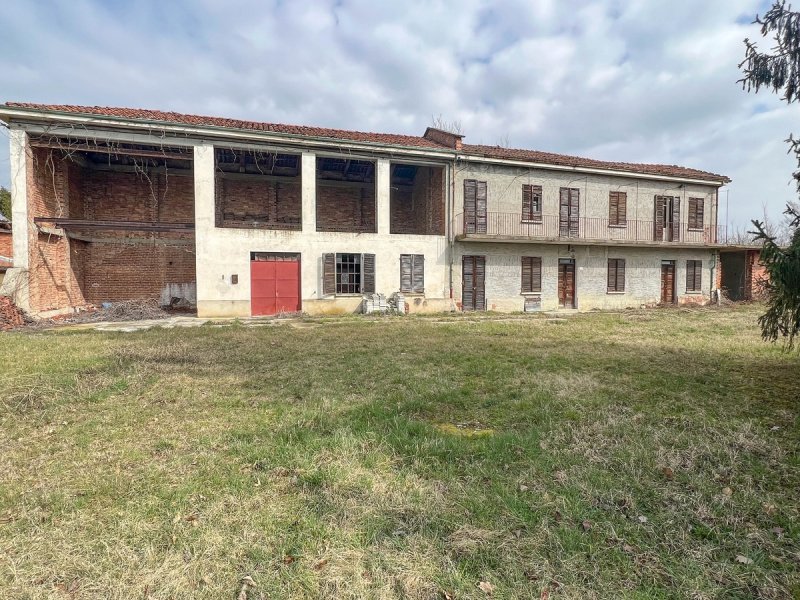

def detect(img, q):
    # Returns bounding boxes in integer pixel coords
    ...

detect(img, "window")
[686,260,702,292]
[400,254,425,293]
[607,258,626,293]
[464,180,488,234]
[688,198,704,230]
[521,256,542,293]
[522,184,543,222]
[609,191,627,227]
[322,253,375,295]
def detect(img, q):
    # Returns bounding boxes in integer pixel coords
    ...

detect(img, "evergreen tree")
[740,1,800,349]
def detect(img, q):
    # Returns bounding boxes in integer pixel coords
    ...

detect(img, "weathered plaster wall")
[194,146,452,317]
[454,162,719,232]
[452,242,715,312]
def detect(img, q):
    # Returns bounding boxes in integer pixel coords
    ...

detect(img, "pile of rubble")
[0,296,28,330]
[48,299,170,325]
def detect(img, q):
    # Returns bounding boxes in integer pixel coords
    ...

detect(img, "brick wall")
[747,249,767,300]
[390,166,444,235]
[216,176,301,229]
[82,170,194,222]
[0,230,11,259]
[316,183,376,232]
[26,148,197,312]
[27,148,85,311]
[81,242,195,304]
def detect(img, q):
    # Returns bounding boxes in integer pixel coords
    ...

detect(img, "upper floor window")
[609,191,627,227]
[522,184,543,222]
[688,198,705,230]
[464,180,488,234]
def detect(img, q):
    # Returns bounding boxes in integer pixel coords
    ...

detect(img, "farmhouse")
[0,103,759,317]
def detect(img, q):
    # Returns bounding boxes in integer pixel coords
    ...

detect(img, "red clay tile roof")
[462,144,731,183]
[5,102,445,149]
[3,102,730,183]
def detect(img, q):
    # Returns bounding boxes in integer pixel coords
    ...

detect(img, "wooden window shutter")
[522,185,533,220]
[464,180,477,234]
[609,192,627,226]
[671,197,681,241]
[521,257,542,293]
[362,253,376,293]
[522,185,542,221]
[607,258,625,292]
[688,198,704,229]
[476,181,488,234]
[474,256,486,310]
[654,196,665,241]
[400,254,413,292]
[412,255,424,293]
[559,188,570,236]
[686,260,701,292]
[569,188,580,237]
[322,253,336,296]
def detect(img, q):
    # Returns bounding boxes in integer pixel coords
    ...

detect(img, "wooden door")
[558,259,576,308]
[559,188,580,237]
[462,255,486,311]
[464,180,487,234]
[654,196,680,242]
[660,261,675,304]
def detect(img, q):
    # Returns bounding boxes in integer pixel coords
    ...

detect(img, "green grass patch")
[0,305,797,598]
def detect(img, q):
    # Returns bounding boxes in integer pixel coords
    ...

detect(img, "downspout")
[448,155,456,307]
[711,249,720,305]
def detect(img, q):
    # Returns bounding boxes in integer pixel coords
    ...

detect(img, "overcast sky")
[0,0,795,228]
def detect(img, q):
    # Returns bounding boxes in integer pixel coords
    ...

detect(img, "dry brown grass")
[0,304,798,598]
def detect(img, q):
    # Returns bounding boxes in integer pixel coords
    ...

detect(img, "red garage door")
[251,253,301,316]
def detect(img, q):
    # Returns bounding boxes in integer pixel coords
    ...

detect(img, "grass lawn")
[0,305,798,599]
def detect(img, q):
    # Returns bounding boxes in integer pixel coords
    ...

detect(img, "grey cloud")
[0,0,795,227]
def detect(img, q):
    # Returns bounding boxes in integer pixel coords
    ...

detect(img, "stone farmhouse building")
[0,103,757,317]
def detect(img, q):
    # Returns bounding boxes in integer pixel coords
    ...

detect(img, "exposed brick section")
[25,147,196,312]
[80,243,195,304]
[5,103,729,183]
[747,249,767,300]
[81,170,194,222]
[0,230,12,262]
[27,148,84,311]
[216,176,301,230]
[0,296,26,330]
[316,184,376,233]
[390,166,445,235]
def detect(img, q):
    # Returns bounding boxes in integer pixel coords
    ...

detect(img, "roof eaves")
[0,105,459,158]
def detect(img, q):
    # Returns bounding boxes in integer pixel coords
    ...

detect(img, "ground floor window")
[607,258,626,293]
[400,254,424,293]
[686,260,702,292]
[322,253,376,295]
[521,256,542,293]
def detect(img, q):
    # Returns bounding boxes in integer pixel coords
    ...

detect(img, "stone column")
[193,143,216,317]
[9,128,29,268]
[376,158,391,235]
[301,152,316,233]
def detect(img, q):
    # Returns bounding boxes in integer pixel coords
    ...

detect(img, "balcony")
[453,213,726,247]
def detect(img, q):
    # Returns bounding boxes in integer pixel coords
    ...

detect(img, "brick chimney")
[423,127,464,150]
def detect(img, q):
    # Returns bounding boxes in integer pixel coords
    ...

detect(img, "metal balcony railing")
[453,213,726,245]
